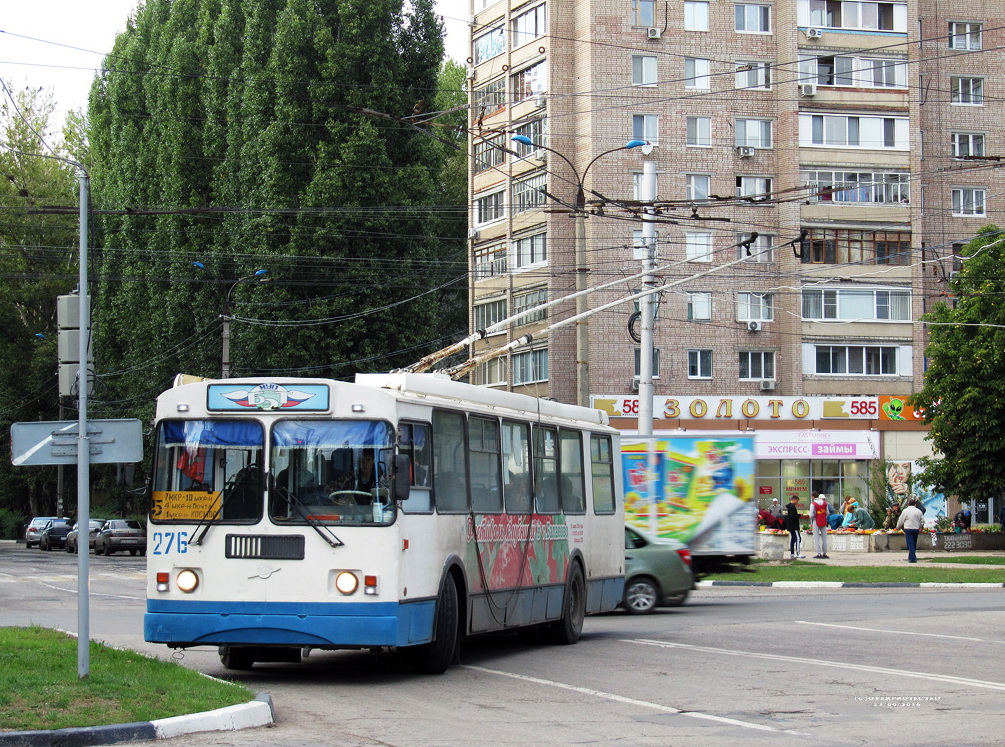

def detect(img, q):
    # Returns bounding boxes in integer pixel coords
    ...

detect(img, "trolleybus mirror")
[394,454,411,503]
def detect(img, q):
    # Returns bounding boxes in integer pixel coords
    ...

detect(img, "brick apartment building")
[464,0,1002,515]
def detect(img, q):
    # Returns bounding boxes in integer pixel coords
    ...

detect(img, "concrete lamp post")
[509,135,646,407]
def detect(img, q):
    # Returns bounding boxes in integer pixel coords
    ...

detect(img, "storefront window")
[755,458,871,510]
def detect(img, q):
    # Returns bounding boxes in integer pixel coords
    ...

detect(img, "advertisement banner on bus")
[622,437,756,555]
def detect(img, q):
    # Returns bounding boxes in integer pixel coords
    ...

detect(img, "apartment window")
[738,292,774,321]
[803,114,906,149]
[799,229,911,266]
[951,77,984,105]
[736,118,772,148]
[633,0,655,27]
[686,232,713,262]
[688,349,713,379]
[814,345,897,375]
[473,79,506,114]
[474,190,505,225]
[686,116,711,147]
[513,119,546,157]
[686,174,710,201]
[474,244,507,279]
[632,55,657,86]
[685,58,711,89]
[513,348,548,384]
[735,4,770,33]
[736,176,772,202]
[866,59,906,87]
[632,114,659,144]
[633,348,661,379]
[473,135,505,173]
[687,291,711,320]
[951,132,984,159]
[736,62,771,90]
[631,171,659,200]
[952,188,986,216]
[514,231,547,267]
[474,25,505,65]
[737,232,774,263]
[801,169,909,204]
[513,172,547,213]
[512,62,547,104]
[474,357,506,386]
[949,21,982,50]
[684,1,709,31]
[513,288,548,324]
[474,298,506,331]
[512,4,546,48]
[799,54,906,88]
[809,0,899,32]
[802,287,910,321]
[739,351,775,380]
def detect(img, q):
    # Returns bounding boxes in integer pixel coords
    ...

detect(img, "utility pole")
[637,160,657,437]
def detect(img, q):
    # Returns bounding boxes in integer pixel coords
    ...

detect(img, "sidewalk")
[788,549,1005,568]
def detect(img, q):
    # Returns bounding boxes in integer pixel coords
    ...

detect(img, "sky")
[0,0,469,128]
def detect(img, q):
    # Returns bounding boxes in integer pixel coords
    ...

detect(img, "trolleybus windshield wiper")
[275,484,344,548]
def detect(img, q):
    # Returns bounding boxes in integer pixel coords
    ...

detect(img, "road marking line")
[34,580,144,601]
[625,639,1005,692]
[795,620,989,642]
[463,664,806,734]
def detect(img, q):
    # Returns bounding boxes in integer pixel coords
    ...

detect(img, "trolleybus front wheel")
[409,578,459,674]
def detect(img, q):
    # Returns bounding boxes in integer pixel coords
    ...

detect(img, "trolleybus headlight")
[176,569,200,593]
[335,571,359,595]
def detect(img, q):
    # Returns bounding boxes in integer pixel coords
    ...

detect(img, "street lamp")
[221,269,268,378]
[510,135,646,406]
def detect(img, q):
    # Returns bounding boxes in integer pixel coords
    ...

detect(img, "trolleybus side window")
[432,409,469,512]
[590,433,617,514]
[534,425,560,513]
[559,428,586,514]
[502,420,532,514]
[151,420,264,522]
[469,416,503,513]
[398,422,433,513]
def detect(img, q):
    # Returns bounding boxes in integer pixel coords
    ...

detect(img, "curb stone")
[0,693,273,747]
[697,580,1005,589]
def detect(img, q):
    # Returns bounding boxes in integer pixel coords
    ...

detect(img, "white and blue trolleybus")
[145,373,625,672]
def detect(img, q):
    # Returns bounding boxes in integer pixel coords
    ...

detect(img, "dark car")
[65,519,107,554]
[622,525,695,614]
[94,520,147,556]
[38,519,74,551]
[24,516,71,548]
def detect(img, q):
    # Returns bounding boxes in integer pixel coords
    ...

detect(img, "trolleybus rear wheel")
[547,563,585,645]
[410,578,459,674]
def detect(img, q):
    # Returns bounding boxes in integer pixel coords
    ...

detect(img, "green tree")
[913,225,1005,502]
[87,0,458,419]
[0,84,80,523]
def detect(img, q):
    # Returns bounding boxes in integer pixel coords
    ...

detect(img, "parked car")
[94,520,147,556]
[622,525,694,614]
[39,519,75,551]
[24,516,71,548]
[65,519,107,554]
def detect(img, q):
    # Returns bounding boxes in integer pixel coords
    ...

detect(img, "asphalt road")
[1,542,1003,746]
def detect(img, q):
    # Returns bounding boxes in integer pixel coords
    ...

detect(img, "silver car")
[24,517,70,549]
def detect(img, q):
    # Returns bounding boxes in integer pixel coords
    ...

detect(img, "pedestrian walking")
[810,492,830,558]
[896,496,925,563]
[786,495,804,559]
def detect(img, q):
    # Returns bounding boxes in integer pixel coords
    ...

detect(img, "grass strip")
[0,627,253,732]
[702,561,1005,584]
[926,556,1005,566]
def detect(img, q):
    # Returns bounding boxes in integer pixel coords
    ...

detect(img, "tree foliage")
[86,0,464,423]
[0,84,81,520]
[913,225,1005,501]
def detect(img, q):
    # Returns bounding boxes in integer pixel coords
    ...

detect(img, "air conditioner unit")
[760,379,777,391]
[467,228,480,240]
[736,146,755,157]
[647,27,662,40]
[800,83,817,97]
[806,27,823,39]
[631,377,640,392]
[747,320,761,332]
